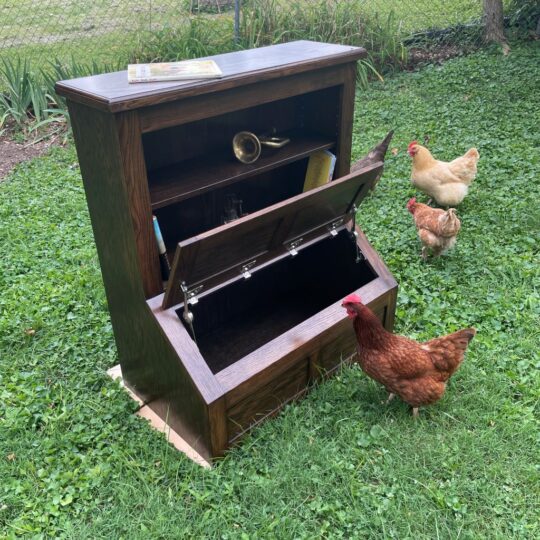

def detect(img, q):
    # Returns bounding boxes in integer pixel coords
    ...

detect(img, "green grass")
[1,41,539,538]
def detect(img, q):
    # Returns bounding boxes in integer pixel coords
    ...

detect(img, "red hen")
[342,294,475,416]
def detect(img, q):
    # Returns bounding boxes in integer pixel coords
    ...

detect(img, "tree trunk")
[483,0,510,53]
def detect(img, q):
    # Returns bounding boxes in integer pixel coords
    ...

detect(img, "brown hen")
[342,294,475,416]
[407,197,461,259]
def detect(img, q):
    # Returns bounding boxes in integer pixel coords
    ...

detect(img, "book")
[302,150,337,192]
[128,60,223,83]
[152,215,171,281]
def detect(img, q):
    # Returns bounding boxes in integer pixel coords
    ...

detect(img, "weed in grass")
[0,42,539,539]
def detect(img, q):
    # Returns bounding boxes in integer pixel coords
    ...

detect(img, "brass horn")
[232,131,290,164]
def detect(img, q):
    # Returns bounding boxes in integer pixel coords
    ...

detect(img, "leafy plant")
[0,58,50,128]
[238,0,407,86]
[129,16,237,63]
[508,0,540,33]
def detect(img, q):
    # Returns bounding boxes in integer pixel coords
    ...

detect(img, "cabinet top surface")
[55,40,366,113]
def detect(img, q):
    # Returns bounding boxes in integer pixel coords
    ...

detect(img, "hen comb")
[407,197,416,207]
[342,293,362,305]
[408,141,418,150]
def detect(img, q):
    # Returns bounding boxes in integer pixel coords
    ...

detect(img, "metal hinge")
[240,259,257,279]
[348,205,364,263]
[180,282,203,343]
[287,237,304,257]
[181,282,203,305]
[328,218,345,238]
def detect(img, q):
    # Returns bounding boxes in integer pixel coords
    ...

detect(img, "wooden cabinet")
[56,40,397,460]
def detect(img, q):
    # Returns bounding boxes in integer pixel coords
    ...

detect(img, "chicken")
[341,294,475,416]
[407,197,461,259]
[408,141,479,206]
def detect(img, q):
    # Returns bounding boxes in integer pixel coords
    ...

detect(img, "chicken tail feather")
[423,328,476,379]
[439,208,461,237]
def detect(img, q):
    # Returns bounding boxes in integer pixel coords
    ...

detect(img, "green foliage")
[128,16,237,63]
[238,0,407,86]
[0,58,50,129]
[0,56,123,137]
[508,0,540,32]
[1,42,539,539]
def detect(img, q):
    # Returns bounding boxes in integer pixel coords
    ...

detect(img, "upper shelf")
[148,131,335,209]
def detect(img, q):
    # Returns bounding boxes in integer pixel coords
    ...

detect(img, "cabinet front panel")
[227,359,309,441]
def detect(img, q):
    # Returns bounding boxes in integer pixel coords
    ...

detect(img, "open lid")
[163,161,383,308]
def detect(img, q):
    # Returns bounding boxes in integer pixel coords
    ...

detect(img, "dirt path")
[0,133,55,180]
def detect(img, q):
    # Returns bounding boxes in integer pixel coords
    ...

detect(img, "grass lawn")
[1,41,539,538]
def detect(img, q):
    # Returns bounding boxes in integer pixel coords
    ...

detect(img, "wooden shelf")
[148,131,334,209]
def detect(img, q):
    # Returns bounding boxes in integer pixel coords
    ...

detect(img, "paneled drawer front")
[227,359,309,441]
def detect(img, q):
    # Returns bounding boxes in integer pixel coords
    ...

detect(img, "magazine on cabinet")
[128,60,223,83]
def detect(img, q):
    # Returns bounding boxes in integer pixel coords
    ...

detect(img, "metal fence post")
[234,0,241,44]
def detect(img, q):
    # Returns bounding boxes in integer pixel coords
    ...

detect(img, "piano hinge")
[287,237,304,257]
[240,259,257,279]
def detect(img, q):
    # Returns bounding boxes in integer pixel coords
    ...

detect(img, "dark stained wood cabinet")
[56,41,397,460]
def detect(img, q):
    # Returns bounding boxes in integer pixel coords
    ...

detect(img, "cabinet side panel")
[116,112,162,298]
[334,63,358,178]
[68,101,214,458]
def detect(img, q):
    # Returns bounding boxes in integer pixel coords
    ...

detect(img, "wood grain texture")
[215,277,392,406]
[115,112,162,297]
[226,359,309,440]
[147,295,223,404]
[55,41,366,113]
[142,96,300,169]
[68,101,216,458]
[207,398,228,458]
[216,247,394,409]
[139,64,348,133]
[334,63,358,178]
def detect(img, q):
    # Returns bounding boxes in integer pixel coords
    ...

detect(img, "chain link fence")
[0,1,528,68]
